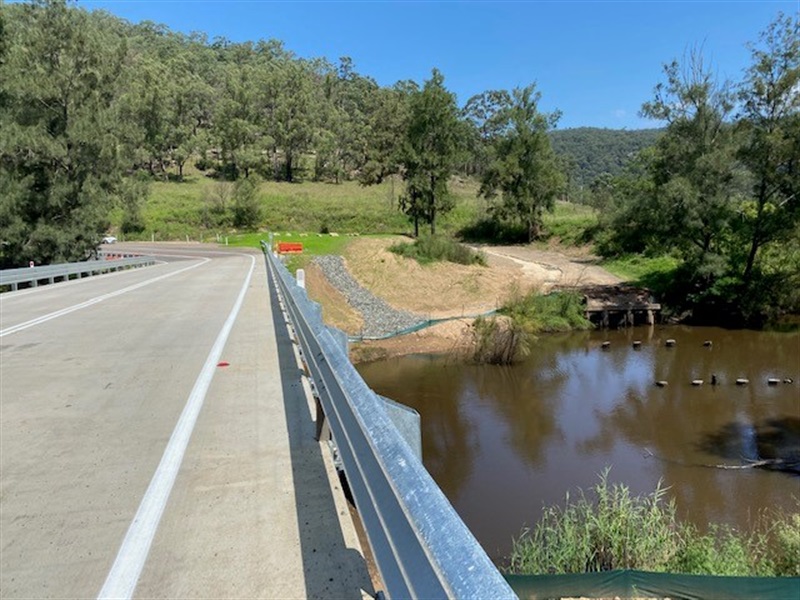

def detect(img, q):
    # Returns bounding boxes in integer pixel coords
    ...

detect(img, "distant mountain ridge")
[549,127,662,187]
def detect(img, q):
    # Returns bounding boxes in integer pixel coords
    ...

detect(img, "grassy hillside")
[110,174,491,241]
[110,171,599,247]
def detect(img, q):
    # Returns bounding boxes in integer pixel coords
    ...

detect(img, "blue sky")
[80,0,797,129]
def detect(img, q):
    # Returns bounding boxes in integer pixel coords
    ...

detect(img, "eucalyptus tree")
[462,89,512,177]
[478,84,565,242]
[640,52,738,276]
[270,59,320,182]
[359,81,416,196]
[400,70,463,236]
[735,13,800,285]
[213,52,270,179]
[316,57,378,182]
[0,0,127,267]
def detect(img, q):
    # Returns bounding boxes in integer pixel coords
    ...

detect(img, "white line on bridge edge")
[97,253,255,600]
[0,258,210,337]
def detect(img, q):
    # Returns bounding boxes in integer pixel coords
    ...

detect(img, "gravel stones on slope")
[312,255,424,338]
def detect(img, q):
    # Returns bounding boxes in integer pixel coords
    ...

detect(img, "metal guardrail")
[261,240,517,600]
[0,255,156,291]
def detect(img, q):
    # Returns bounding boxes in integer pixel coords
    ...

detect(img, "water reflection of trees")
[357,357,477,503]
[470,363,562,468]
[698,417,800,474]
[469,333,596,468]
[577,327,799,525]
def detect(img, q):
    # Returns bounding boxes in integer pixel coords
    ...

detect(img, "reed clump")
[509,470,800,576]
[470,287,592,365]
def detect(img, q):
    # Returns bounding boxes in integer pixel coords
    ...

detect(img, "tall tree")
[399,69,462,236]
[359,81,415,192]
[271,60,319,182]
[479,84,565,242]
[315,57,376,182]
[0,0,126,267]
[736,13,800,285]
[640,52,738,274]
[462,89,512,177]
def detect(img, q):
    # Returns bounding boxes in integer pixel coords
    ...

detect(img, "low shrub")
[470,288,591,365]
[389,234,487,266]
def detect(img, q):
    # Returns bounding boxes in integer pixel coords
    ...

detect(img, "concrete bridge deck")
[0,244,372,599]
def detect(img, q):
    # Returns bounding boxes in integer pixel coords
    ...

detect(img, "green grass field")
[116,173,694,289]
[226,231,386,270]
[113,175,491,242]
[111,172,603,250]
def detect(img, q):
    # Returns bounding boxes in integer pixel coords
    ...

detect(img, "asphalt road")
[0,244,371,599]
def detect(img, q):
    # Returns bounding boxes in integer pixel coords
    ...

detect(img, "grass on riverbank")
[601,254,682,294]
[509,470,800,576]
[112,173,603,250]
[471,288,592,364]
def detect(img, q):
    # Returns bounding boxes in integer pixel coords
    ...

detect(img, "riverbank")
[303,236,626,363]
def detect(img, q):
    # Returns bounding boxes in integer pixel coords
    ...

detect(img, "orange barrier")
[277,242,304,254]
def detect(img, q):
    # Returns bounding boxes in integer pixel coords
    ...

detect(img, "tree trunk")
[430,175,436,235]
[743,235,760,285]
[413,214,419,238]
[285,153,293,182]
[528,217,541,243]
[743,180,767,284]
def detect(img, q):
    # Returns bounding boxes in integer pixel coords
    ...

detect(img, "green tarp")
[505,570,800,600]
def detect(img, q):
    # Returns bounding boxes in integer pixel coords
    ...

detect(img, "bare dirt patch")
[304,262,364,334]
[477,245,621,289]
[342,237,524,318]
[350,320,474,364]
[308,237,621,362]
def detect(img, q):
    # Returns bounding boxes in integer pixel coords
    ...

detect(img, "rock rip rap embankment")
[312,255,424,339]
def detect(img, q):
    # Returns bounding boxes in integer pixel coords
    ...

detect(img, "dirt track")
[477,245,621,289]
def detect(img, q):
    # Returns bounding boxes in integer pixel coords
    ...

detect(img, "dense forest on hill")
[1,1,798,325]
[549,128,662,188]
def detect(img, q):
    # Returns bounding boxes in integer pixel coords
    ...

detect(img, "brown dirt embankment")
[304,237,620,363]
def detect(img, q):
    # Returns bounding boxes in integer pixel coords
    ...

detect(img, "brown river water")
[356,325,800,563]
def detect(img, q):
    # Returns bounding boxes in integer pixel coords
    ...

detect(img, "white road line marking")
[0,258,210,337]
[97,254,256,600]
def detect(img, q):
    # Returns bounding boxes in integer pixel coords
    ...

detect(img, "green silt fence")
[347,311,497,342]
[505,570,800,600]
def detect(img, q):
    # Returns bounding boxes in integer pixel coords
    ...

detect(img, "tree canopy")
[596,14,800,325]
[478,84,565,242]
[399,69,464,236]
[0,0,797,328]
